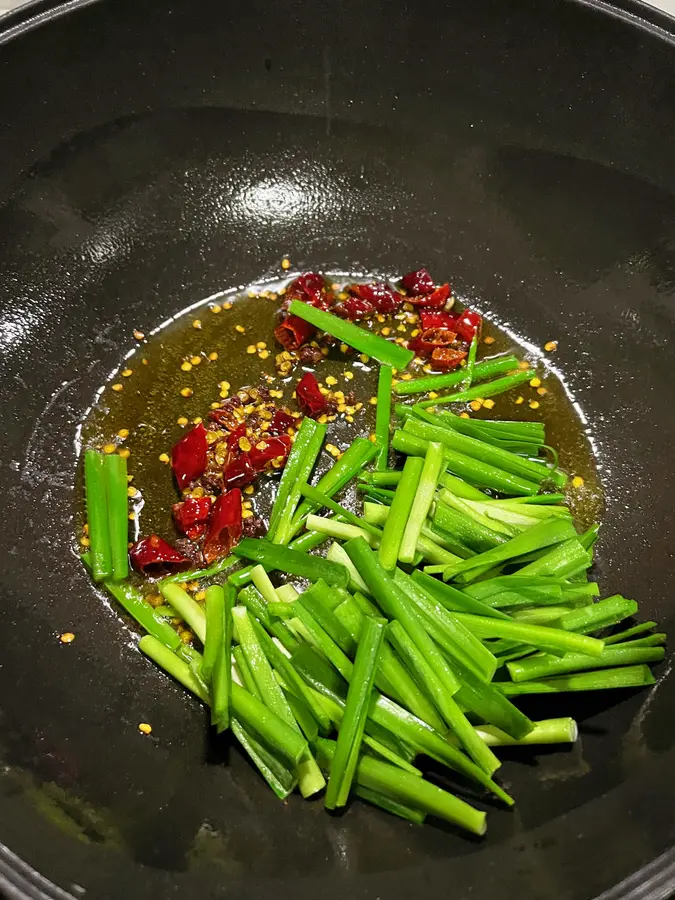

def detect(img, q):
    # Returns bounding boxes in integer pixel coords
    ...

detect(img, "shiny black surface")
[1,0,675,897]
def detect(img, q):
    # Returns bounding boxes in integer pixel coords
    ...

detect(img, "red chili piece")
[285,273,333,310]
[172,496,213,540]
[268,409,296,436]
[249,434,291,468]
[420,310,458,331]
[296,371,328,418]
[171,423,208,491]
[350,282,402,314]
[274,315,316,350]
[431,347,468,370]
[336,296,374,321]
[409,327,458,359]
[407,283,451,308]
[222,455,257,490]
[401,267,435,295]
[203,489,243,563]
[129,535,191,576]
[454,309,482,342]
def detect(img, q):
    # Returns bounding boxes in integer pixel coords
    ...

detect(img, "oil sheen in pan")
[77,273,604,559]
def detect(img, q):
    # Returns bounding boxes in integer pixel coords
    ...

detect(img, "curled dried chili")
[350,282,402,314]
[129,535,191,576]
[171,423,208,491]
[203,489,243,563]
[406,282,451,308]
[296,371,328,418]
[401,267,435,295]
[454,309,482,342]
[274,315,316,350]
[285,273,333,310]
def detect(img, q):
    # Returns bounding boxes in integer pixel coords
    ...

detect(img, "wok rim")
[0,0,673,897]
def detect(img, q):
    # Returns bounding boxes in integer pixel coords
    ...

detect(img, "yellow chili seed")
[518,360,530,370]
[208,351,218,361]
[325,375,338,386]
[190,356,202,366]
[256,341,267,350]
[344,371,354,381]
[246,345,257,354]
[195,590,206,602]
[483,398,495,409]
[103,443,116,454]
[239,436,252,452]
[60,632,75,644]
[180,387,193,398]
[359,354,370,364]
[459,412,470,419]
[483,336,495,345]
[159,453,170,463]
[340,343,349,353]
[177,416,188,426]
[181,361,193,372]
[235,325,246,334]
[133,330,145,340]
[572,475,585,488]
[469,400,482,411]
[128,512,136,521]
[380,327,391,336]
[219,381,230,390]
[192,417,203,425]
[411,329,420,337]
[369,434,377,442]
[537,387,548,396]
[118,448,131,459]
[223,301,233,310]
[259,349,270,360]
[192,319,202,329]
[396,323,407,333]
[79,536,90,547]
[111,383,123,392]
[122,368,133,377]
[515,395,524,405]
[142,358,148,365]
[281,257,291,269]
[244,485,255,495]
[127,486,138,498]
[544,340,558,352]
[529,377,541,388]
[117,429,129,439]
[211,304,222,314]
[369,396,377,405]
[400,373,412,381]
[428,391,439,399]
[529,400,540,410]
[138,723,152,735]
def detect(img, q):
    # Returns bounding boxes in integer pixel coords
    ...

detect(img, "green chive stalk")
[399,441,444,564]
[416,369,536,408]
[393,354,520,396]
[375,365,394,470]
[379,456,424,570]
[84,449,112,581]
[103,453,129,581]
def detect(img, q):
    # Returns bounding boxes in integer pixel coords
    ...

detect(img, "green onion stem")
[103,454,129,581]
[393,354,520,396]
[416,369,536,408]
[84,449,112,582]
[160,583,207,644]
[379,456,424,570]
[498,665,656,696]
[399,441,444,564]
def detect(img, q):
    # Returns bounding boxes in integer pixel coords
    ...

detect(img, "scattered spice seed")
[247,345,257,354]
[400,373,413,381]
[244,485,255,496]
[192,319,202,330]
[359,354,370,364]
[138,723,152,735]
[159,453,170,463]
[235,325,246,334]
[133,330,145,340]
[325,376,337,386]
[103,443,116,454]
[219,381,231,390]
[192,417,203,425]
[181,361,193,372]
[572,476,585,488]
[208,352,218,361]
[79,536,90,547]
[369,396,377,405]
[128,512,136,521]
[380,327,391,336]
[117,429,129,440]
[483,398,495,410]
[460,412,470,419]
[544,340,558,352]
[369,434,377,442]
[515,396,524,405]
[190,356,202,366]
[340,343,349,353]
[195,590,206,602]
[281,257,291,269]
[223,302,233,310]
[211,305,222,314]
[256,341,267,350]
[112,383,123,392]
[529,377,541,388]
[118,448,131,459]
[396,323,407,332]
[537,387,548,396]
[469,400,483,411]
[177,416,188,426]
[180,387,193,398]
[344,371,354,381]
[259,349,270,360]
[529,400,540,410]
[518,360,530,370]
[122,368,133,377]
[127,486,138,498]
[483,336,495,345]
[59,632,75,644]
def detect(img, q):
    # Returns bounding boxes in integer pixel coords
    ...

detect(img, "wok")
[0,0,674,898]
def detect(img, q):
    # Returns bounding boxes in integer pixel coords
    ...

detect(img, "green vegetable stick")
[103,453,129,581]
[498,665,656,696]
[393,354,520,396]
[507,644,665,682]
[211,584,235,730]
[160,583,207,644]
[452,611,604,657]
[375,365,394,470]
[325,617,386,808]
[288,299,415,369]
[416,369,536,408]
[399,441,444,564]
[201,585,225,684]
[84,449,112,582]
[556,594,638,635]
[233,538,350,588]
[379,456,424,570]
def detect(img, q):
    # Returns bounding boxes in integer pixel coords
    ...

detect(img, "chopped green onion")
[288,299,415,369]
[379,456,424,570]
[453,611,604,657]
[211,584,235,730]
[84,450,112,582]
[160,583,207,644]
[556,594,638,635]
[273,420,326,545]
[233,538,350,588]
[417,369,536,408]
[103,454,129,581]
[393,354,520,396]
[299,483,382,538]
[375,365,394,469]
[399,441,444,564]
[201,585,225,684]
[498,665,656,696]
[507,644,665,682]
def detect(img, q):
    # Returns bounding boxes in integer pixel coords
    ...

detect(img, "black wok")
[1,0,675,897]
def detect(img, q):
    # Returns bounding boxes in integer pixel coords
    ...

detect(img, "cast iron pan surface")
[1,0,675,897]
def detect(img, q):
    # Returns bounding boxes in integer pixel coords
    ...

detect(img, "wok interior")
[0,1,675,898]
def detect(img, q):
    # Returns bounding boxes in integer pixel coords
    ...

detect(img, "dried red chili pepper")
[431,347,468,370]
[225,422,248,462]
[285,273,333,310]
[203,489,243,563]
[420,310,458,331]
[350,282,402,314]
[129,535,191,576]
[222,455,257,490]
[274,315,316,350]
[296,371,328,418]
[401,267,435,295]
[336,296,375,321]
[249,434,291,469]
[454,309,482,342]
[171,423,208,491]
[409,327,457,357]
[268,408,296,436]
[208,396,244,429]
[172,496,213,540]
[407,282,451,308]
